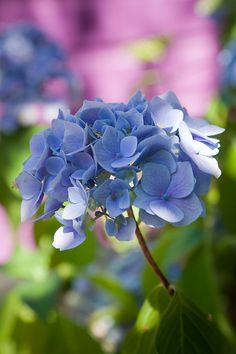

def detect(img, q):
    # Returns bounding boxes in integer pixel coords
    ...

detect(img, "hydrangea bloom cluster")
[0,24,78,132]
[16,91,224,251]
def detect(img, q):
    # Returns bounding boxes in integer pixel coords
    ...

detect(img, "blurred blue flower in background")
[219,39,236,105]
[0,23,79,132]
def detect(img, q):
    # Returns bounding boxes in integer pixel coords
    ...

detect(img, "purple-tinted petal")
[45,156,65,175]
[79,100,115,126]
[62,202,86,220]
[111,153,140,168]
[71,152,94,170]
[134,196,154,214]
[159,91,182,109]
[166,162,194,198]
[118,190,130,209]
[192,167,211,196]
[51,118,64,140]
[105,219,118,236]
[94,140,115,173]
[68,186,87,204]
[47,134,61,151]
[106,196,122,218]
[42,198,61,219]
[148,150,176,173]
[30,132,46,156]
[82,165,96,183]
[93,180,111,205]
[191,154,221,178]
[24,156,40,172]
[150,199,184,223]
[139,209,166,228]
[16,172,42,200]
[119,109,144,129]
[110,179,129,191]
[171,193,203,226]
[141,163,170,197]
[178,121,195,154]
[53,226,85,251]
[102,126,120,154]
[115,217,135,241]
[150,96,183,132]
[192,140,219,156]
[21,194,43,222]
[185,116,224,136]
[62,121,85,155]
[198,125,225,136]
[55,210,72,227]
[120,136,138,157]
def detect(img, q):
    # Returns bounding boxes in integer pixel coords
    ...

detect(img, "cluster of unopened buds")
[16,91,224,251]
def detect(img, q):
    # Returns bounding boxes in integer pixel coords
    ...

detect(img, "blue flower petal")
[141,163,170,197]
[16,171,42,200]
[30,132,46,156]
[150,96,183,132]
[139,209,166,228]
[111,153,140,168]
[105,219,118,236]
[53,226,85,251]
[45,156,65,176]
[62,121,86,155]
[172,193,203,226]
[120,136,138,157]
[118,190,130,209]
[115,217,135,241]
[68,186,87,204]
[147,150,176,173]
[94,140,115,173]
[93,180,111,205]
[165,162,194,198]
[150,199,184,223]
[106,195,123,218]
[102,126,120,154]
[62,202,86,220]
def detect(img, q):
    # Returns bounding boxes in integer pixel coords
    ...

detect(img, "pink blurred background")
[0,0,219,117]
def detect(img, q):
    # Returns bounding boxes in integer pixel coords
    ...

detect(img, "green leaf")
[122,285,170,354]
[179,244,221,317]
[3,248,49,281]
[16,272,61,319]
[11,313,105,354]
[155,291,223,354]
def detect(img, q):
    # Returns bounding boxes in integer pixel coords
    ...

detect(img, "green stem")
[128,207,174,296]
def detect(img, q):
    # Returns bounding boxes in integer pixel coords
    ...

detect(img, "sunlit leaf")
[3,248,49,281]
[122,285,170,354]
[16,272,61,319]
[12,313,105,354]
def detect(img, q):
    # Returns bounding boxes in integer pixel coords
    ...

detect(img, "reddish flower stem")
[128,207,174,296]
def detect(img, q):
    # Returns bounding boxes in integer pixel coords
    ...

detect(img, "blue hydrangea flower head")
[16,90,224,251]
